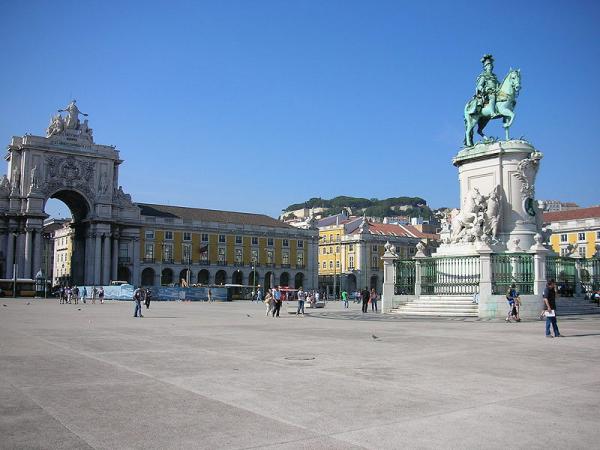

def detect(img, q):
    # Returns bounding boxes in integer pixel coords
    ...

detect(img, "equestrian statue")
[464,54,521,147]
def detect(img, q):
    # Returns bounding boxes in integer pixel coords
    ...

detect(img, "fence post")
[574,258,583,297]
[533,250,548,296]
[381,242,397,313]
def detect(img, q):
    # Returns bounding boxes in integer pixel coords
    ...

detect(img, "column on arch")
[84,231,94,285]
[111,230,119,282]
[23,228,33,278]
[32,228,42,276]
[102,233,111,285]
[94,233,102,285]
[5,231,15,278]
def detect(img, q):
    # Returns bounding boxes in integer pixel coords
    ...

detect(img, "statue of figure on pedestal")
[58,99,88,129]
[46,114,65,137]
[483,185,502,240]
[464,54,521,147]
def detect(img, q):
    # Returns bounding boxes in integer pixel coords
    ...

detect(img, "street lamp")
[42,233,51,298]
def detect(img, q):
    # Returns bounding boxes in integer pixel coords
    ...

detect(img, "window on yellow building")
[597,231,600,240]
[297,253,304,267]
[165,231,173,240]
[267,238,274,246]
[336,245,340,253]
[578,233,586,241]
[322,261,326,269]
[371,256,378,269]
[329,261,333,269]
[218,247,226,263]
[336,234,340,242]
[251,237,258,245]
[283,239,289,247]
[219,234,226,243]
[560,234,567,243]
[266,250,274,264]
[336,261,340,268]
[282,252,289,265]
[579,247,586,257]
[348,244,354,252]
[182,244,192,264]
[235,248,243,263]
[251,249,258,263]
[235,235,242,244]
[183,232,192,241]
[201,233,209,242]
[145,230,155,240]
[145,244,154,260]
[349,256,354,269]
[297,240,304,248]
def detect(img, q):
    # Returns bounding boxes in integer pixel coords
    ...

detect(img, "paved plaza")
[1,298,599,449]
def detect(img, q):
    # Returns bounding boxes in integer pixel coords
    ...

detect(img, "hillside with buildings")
[282,196,434,221]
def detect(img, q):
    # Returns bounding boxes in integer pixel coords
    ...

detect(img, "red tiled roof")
[543,206,600,223]
[351,221,437,239]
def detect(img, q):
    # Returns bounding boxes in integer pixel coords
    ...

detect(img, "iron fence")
[579,258,600,296]
[420,256,480,296]
[546,256,576,297]
[394,259,415,295]
[491,253,534,295]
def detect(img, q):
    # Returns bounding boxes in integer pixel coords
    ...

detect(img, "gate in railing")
[420,256,480,296]
[491,253,534,295]
[394,259,415,295]
[546,256,577,297]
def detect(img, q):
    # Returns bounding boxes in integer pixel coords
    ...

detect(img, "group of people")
[350,288,379,313]
[57,285,104,305]
[262,286,319,317]
[504,280,562,337]
[132,287,153,317]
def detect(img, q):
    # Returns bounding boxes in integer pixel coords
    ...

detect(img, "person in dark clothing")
[361,288,370,313]
[144,289,152,309]
[543,279,561,338]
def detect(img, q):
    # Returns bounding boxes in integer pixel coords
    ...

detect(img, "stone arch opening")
[179,269,191,286]
[161,268,173,285]
[370,275,378,291]
[117,266,131,284]
[215,270,227,285]
[232,270,243,285]
[294,272,304,289]
[43,190,93,285]
[280,272,290,287]
[197,269,209,285]
[141,268,155,286]
[264,272,273,291]
[248,270,260,288]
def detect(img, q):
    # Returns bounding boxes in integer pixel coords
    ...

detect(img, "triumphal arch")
[0,101,141,285]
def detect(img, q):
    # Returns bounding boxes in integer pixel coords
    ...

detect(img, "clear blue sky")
[1,0,598,219]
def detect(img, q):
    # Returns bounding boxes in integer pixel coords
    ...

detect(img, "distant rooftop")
[543,206,600,223]
[137,203,292,229]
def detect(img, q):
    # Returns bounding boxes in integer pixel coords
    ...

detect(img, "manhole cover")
[284,355,316,361]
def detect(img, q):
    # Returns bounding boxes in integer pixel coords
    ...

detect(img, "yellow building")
[317,213,437,296]
[52,223,74,285]
[544,206,600,258]
[136,204,318,290]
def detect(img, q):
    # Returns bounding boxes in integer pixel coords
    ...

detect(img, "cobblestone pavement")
[1,298,599,449]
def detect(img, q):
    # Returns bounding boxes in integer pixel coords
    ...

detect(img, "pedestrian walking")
[264,290,274,316]
[297,287,306,316]
[505,283,520,322]
[133,287,144,318]
[361,287,370,313]
[355,290,362,305]
[370,288,378,312]
[59,286,65,304]
[145,288,152,309]
[98,287,104,304]
[81,286,87,304]
[272,286,282,317]
[543,279,561,338]
[208,288,213,303]
[72,286,79,305]
[92,286,97,304]
[256,286,263,303]
[341,289,349,308]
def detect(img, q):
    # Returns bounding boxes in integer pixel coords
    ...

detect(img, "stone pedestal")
[451,140,543,252]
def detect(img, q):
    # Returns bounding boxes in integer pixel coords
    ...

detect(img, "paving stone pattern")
[1,299,599,449]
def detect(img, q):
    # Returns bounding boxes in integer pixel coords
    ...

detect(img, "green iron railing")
[491,253,534,295]
[579,258,600,297]
[546,256,577,297]
[420,256,480,296]
[394,259,416,295]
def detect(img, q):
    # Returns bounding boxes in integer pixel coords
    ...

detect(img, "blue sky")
[1,0,599,218]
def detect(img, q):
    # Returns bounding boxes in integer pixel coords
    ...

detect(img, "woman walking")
[370,288,379,312]
[264,290,274,316]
